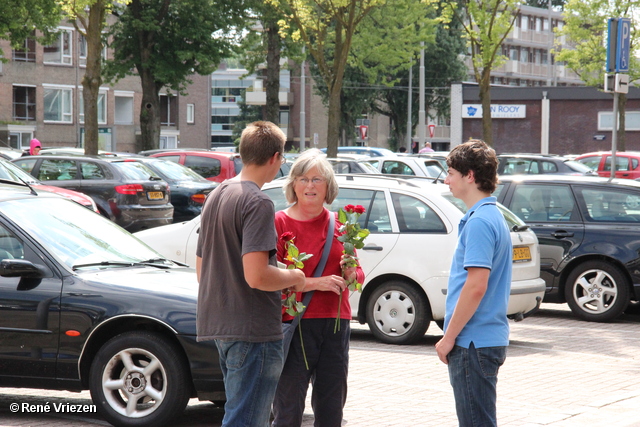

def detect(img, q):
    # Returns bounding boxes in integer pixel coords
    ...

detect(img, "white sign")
[462,104,526,119]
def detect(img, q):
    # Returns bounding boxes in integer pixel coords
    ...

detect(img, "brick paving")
[1,304,640,426]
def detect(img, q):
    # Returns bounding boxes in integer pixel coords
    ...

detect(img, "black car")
[12,155,173,232]
[122,157,218,222]
[0,187,223,426]
[494,175,640,322]
[498,154,598,176]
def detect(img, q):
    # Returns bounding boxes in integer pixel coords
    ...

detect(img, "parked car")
[0,146,25,160]
[12,155,173,232]
[136,175,545,345]
[366,156,446,178]
[40,147,142,157]
[575,151,640,179]
[149,150,292,182]
[411,152,449,171]
[0,157,98,212]
[494,174,640,322]
[0,188,223,427]
[498,154,598,176]
[120,157,217,222]
[327,158,379,174]
[320,146,396,157]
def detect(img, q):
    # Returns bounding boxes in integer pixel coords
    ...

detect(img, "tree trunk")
[264,17,280,124]
[479,67,493,146]
[138,69,161,152]
[82,1,106,155]
[326,83,342,157]
[618,93,627,151]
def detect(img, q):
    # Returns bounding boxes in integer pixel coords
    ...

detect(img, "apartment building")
[0,21,210,153]
[464,5,583,87]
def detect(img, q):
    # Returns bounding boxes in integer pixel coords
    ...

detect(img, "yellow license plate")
[513,246,531,263]
[147,191,164,200]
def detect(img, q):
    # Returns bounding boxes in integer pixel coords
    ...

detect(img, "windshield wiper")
[72,259,173,271]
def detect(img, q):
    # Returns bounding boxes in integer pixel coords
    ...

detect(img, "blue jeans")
[448,343,507,427]
[215,339,284,427]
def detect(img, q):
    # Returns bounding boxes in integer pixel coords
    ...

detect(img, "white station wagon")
[135,175,545,345]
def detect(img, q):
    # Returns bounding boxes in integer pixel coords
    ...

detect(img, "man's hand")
[290,269,307,292]
[435,335,455,365]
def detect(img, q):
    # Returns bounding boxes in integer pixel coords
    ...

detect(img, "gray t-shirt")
[196,179,282,342]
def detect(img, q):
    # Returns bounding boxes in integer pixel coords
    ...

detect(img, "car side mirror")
[0,259,45,278]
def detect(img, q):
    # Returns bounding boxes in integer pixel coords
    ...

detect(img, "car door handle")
[363,245,383,251]
[551,231,574,238]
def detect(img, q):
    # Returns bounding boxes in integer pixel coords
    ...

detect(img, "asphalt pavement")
[2,303,640,426]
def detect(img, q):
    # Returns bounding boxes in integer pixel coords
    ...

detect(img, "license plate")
[147,191,164,200]
[513,246,531,263]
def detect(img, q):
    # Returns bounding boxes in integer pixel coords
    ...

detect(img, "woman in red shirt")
[272,149,364,427]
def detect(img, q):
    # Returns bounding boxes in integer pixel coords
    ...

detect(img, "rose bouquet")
[335,204,369,332]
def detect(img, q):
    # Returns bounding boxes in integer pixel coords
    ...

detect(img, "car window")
[540,161,558,173]
[391,193,446,233]
[149,160,205,181]
[234,157,243,174]
[604,156,629,172]
[0,223,24,260]
[262,187,290,212]
[80,161,106,180]
[39,159,78,181]
[632,158,639,170]
[111,161,161,180]
[330,188,375,230]
[158,155,181,163]
[576,156,600,170]
[508,184,577,222]
[368,160,379,169]
[185,156,221,178]
[382,161,414,176]
[365,191,392,233]
[493,183,505,199]
[13,158,38,175]
[502,158,532,175]
[331,162,352,174]
[565,160,594,174]
[579,187,640,222]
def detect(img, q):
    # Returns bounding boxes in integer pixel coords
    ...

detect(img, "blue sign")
[616,18,631,73]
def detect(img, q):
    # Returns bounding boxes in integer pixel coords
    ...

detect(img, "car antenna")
[432,168,445,184]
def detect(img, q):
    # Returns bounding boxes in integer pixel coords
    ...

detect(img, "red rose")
[354,205,365,214]
[280,231,294,242]
[344,204,355,213]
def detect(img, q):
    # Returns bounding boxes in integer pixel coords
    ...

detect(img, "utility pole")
[418,42,425,149]
[300,47,306,151]
[406,62,412,152]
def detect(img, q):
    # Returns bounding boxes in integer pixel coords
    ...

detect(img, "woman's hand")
[307,275,347,295]
[340,254,359,282]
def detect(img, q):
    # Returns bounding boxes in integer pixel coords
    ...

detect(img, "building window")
[187,104,195,124]
[521,15,529,31]
[279,107,289,127]
[599,112,640,131]
[510,47,518,61]
[115,93,134,125]
[520,48,529,63]
[13,86,36,121]
[9,131,34,150]
[44,28,73,65]
[211,115,235,131]
[160,95,177,126]
[12,36,36,62]
[79,90,107,124]
[79,35,107,67]
[43,86,73,123]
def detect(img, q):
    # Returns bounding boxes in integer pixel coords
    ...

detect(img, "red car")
[149,151,242,182]
[575,151,640,180]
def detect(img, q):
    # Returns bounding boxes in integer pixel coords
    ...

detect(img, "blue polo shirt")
[443,197,512,348]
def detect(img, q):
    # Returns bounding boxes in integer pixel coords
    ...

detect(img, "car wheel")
[89,331,191,427]
[564,260,630,322]
[366,280,430,345]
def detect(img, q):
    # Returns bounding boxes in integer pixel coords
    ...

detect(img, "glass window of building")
[44,28,73,65]
[12,36,36,62]
[43,86,73,123]
[160,95,177,126]
[13,86,36,121]
[79,90,107,124]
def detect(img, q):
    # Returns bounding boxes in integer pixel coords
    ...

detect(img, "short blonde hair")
[283,149,339,204]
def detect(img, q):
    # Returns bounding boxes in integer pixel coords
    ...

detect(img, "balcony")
[244,80,293,106]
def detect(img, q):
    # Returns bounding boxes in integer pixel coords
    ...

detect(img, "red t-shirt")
[275,208,365,321]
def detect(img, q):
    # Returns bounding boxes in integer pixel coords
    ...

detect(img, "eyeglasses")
[296,177,326,185]
[278,152,286,164]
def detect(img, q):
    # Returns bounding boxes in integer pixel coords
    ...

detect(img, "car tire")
[564,260,630,322]
[89,331,191,427]
[366,280,430,345]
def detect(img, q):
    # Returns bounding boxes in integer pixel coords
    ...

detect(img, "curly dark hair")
[446,139,499,193]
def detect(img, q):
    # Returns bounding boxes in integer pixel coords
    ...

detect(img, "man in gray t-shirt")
[196,121,305,427]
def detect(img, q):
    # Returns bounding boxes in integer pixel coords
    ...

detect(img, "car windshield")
[148,160,207,181]
[442,194,525,229]
[0,159,38,184]
[112,161,162,180]
[1,198,163,269]
[564,160,594,173]
[358,161,380,173]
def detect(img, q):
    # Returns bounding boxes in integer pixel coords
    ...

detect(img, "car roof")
[151,150,240,158]
[498,153,567,159]
[498,174,640,189]
[576,151,640,157]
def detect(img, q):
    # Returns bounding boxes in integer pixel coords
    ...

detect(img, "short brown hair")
[446,139,499,193]
[239,121,285,166]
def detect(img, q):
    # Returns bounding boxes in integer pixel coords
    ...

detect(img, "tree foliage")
[555,0,640,150]
[442,0,520,146]
[0,0,61,48]
[105,0,246,152]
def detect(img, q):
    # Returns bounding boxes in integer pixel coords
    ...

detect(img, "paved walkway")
[1,304,640,426]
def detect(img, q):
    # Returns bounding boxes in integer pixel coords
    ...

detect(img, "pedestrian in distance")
[398,146,407,153]
[195,121,306,427]
[436,139,512,427]
[271,149,364,427]
[22,138,41,156]
[418,141,434,153]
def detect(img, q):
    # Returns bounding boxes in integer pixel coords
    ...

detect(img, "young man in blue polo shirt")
[436,139,512,427]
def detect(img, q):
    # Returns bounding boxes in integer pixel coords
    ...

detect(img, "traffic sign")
[607,18,631,73]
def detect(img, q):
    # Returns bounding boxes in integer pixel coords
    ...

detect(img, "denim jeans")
[215,339,284,427]
[448,343,507,427]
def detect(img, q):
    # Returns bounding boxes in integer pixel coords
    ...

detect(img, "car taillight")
[191,193,206,204]
[115,184,144,195]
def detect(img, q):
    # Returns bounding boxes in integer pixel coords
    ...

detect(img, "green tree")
[0,0,60,48]
[105,0,245,152]
[270,0,384,157]
[442,0,520,146]
[555,0,640,150]
[232,98,262,147]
